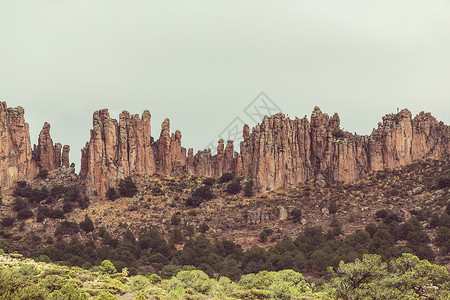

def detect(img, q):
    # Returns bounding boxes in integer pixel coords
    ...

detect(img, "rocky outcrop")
[33,122,71,172]
[0,102,38,187]
[80,107,449,195]
[81,109,158,195]
[0,102,72,188]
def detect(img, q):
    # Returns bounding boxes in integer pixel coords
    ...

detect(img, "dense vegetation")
[0,250,448,299]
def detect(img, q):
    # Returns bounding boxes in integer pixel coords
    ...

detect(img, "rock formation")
[0,102,71,188]
[0,102,38,187]
[80,109,158,195]
[33,122,71,172]
[80,106,449,195]
[2,100,447,195]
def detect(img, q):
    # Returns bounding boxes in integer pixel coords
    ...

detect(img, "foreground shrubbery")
[1,251,448,299]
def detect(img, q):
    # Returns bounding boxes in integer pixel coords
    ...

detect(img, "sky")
[1,0,449,170]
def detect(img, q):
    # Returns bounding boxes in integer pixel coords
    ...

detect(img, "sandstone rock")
[279,206,288,220]
[78,107,449,195]
[0,102,38,187]
[82,109,158,195]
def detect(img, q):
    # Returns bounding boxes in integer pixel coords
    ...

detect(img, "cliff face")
[80,109,158,195]
[81,106,449,195]
[1,101,447,193]
[33,122,71,171]
[0,102,71,188]
[0,102,38,187]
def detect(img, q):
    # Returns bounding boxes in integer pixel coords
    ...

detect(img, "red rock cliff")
[0,102,38,187]
[0,102,72,188]
[81,107,449,195]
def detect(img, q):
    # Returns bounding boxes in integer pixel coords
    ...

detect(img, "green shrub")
[106,188,120,200]
[243,182,254,197]
[161,265,182,279]
[219,172,234,183]
[48,284,88,300]
[0,238,10,252]
[126,275,149,292]
[226,181,242,195]
[12,196,28,211]
[375,209,388,219]
[17,209,33,220]
[438,176,450,189]
[199,222,209,233]
[192,186,215,200]
[37,169,49,179]
[146,273,162,284]
[93,292,118,300]
[202,177,216,186]
[289,208,302,223]
[328,200,338,214]
[118,177,138,197]
[185,196,203,207]
[170,214,182,226]
[79,214,94,233]
[2,216,15,227]
[100,260,117,275]
[0,268,46,299]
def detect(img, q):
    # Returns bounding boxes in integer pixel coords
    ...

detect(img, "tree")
[79,214,94,233]
[328,200,338,214]
[118,177,138,197]
[161,265,181,279]
[100,260,117,275]
[329,253,450,299]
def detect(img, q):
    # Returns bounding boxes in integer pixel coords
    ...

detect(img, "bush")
[0,238,10,252]
[185,196,203,208]
[202,177,215,186]
[170,228,184,244]
[17,209,33,220]
[192,186,215,200]
[2,217,15,227]
[55,221,80,236]
[100,260,117,275]
[105,188,120,200]
[226,181,242,195]
[119,177,138,197]
[161,265,181,279]
[244,182,254,197]
[37,169,49,179]
[170,214,181,226]
[259,229,274,243]
[62,202,74,213]
[290,208,302,223]
[48,209,65,219]
[79,214,94,233]
[218,173,234,183]
[12,197,28,211]
[438,176,450,189]
[328,200,338,214]
[375,209,389,219]
[199,222,209,233]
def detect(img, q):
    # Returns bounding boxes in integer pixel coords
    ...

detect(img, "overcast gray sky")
[1,0,449,170]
